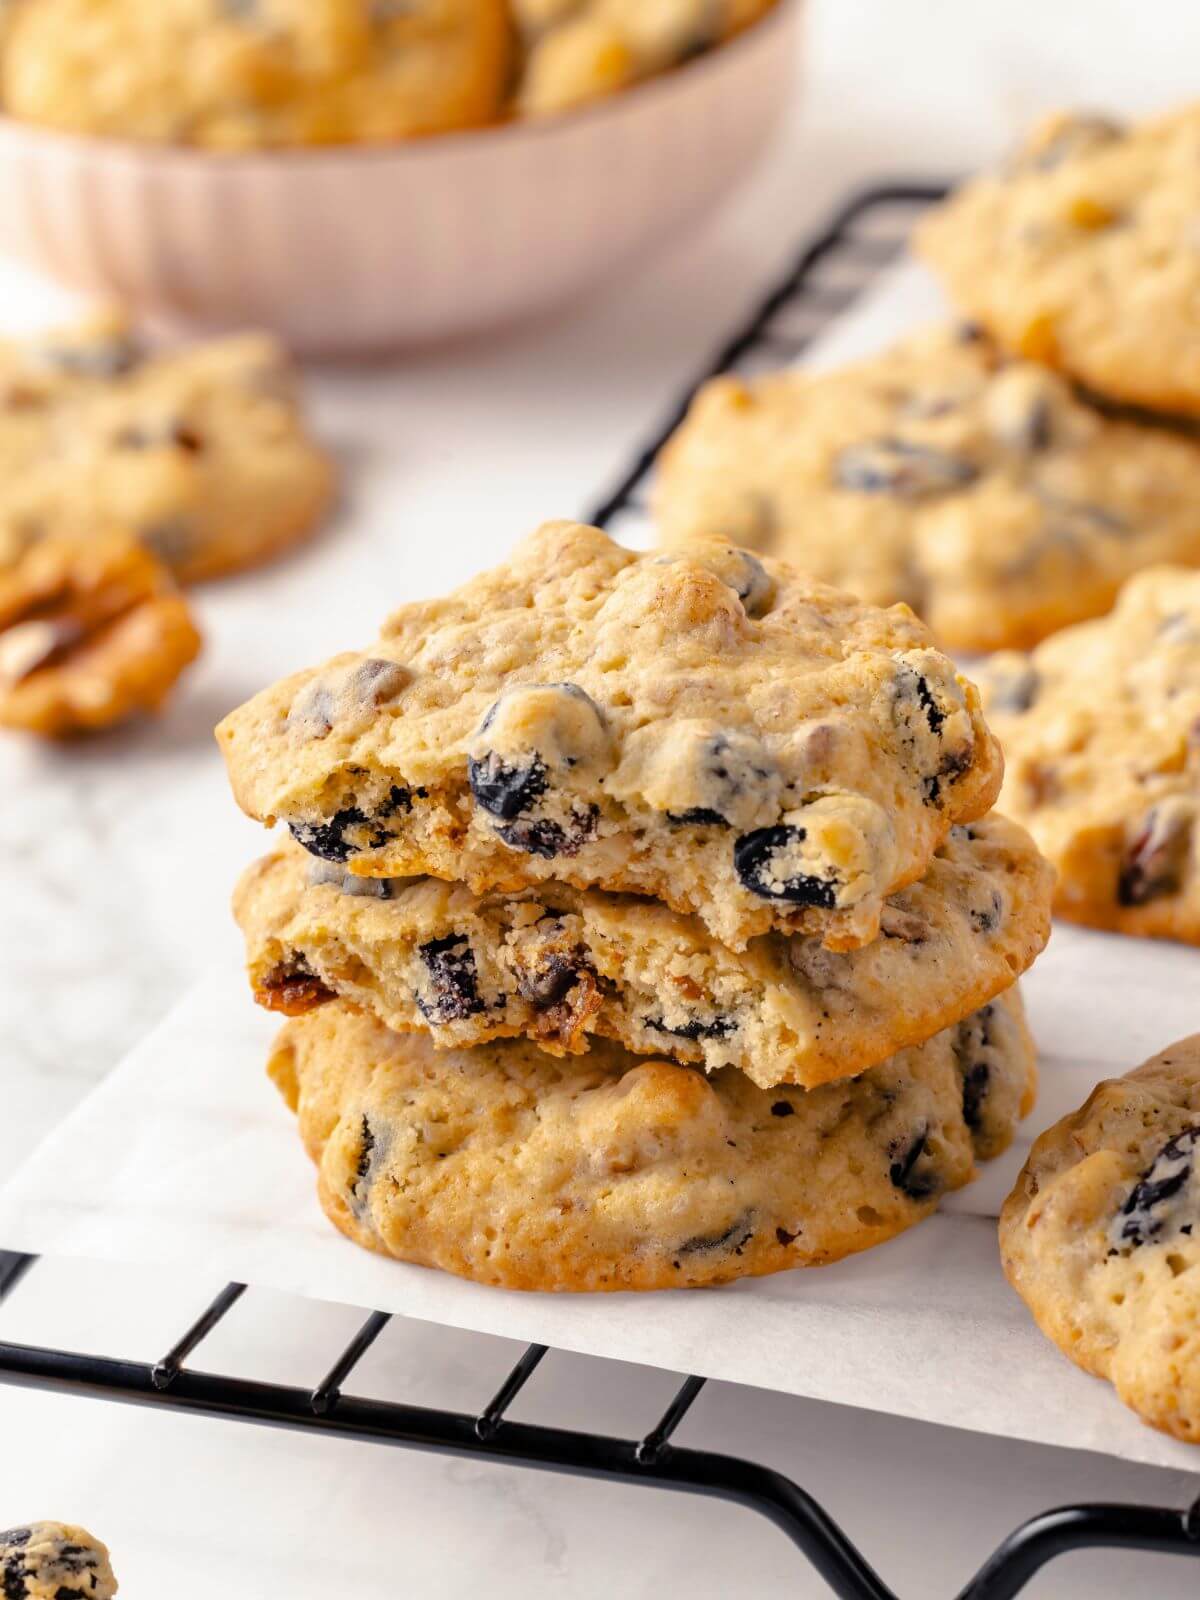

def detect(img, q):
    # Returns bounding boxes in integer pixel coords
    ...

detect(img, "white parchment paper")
[2,258,1198,1472]
[0,928,1197,1471]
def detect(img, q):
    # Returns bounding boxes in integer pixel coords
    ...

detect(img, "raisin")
[889,1127,937,1200]
[775,1226,797,1245]
[1113,1125,1200,1249]
[986,660,1040,714]
[415,935,484,1023]
[970,890,1003,934]
[355,1116,375,1187]
[468,752,549,821]
[733,826,838,907]
[256,962,334,1016]
[516,952,583,1008]
[677,1215,754,1255]
[289,805,372,862]
[666,807,731,828]
[1118,805,1192,906]
[40,332,140,378]
[497,805,597,860]
[961,1064,990,1131]
[647,1013,736,1042]
[770,1101,795,1118]
[833,438,978,498]
[288,785,415,863]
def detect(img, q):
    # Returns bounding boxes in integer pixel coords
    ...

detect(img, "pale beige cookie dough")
[0,1522,118,1599]
[918,105,1200,416]
[1,0,513,148]
[655,324,1200,651]
[0,313,335,584]
[272,987,1036,1291]
[217,521,1004,953]
[0,532,201,737]
[979,566,1200,944]
[1002,1035,1200,1443]
[235,811,1052,1090]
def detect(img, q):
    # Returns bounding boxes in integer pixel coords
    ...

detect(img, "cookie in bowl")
[514,0,777,116]
[0,0,514,148]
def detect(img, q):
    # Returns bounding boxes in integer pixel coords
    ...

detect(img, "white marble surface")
[5,3,1200,1594]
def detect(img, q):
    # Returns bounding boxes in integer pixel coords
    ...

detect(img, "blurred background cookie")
[655,323,1200,651]
[0,0,514,148]
[0,315,335,584]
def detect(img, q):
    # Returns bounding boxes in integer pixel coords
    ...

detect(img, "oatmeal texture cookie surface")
[271,988,1035,1291]
[1001,1036,1200,1443]
[236,812,1051,1090]
[655,324,1200,651]
[979,566,1200,943]
[917,106,1200,415]
[0,315,335,584]
[217,521,1004,952]
[1,0,512,148]
[0,533,201,736]
[514,0,775,116]
[0,1522,117,1600]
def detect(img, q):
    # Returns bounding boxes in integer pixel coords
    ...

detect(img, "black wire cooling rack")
[3,184,1200,1599]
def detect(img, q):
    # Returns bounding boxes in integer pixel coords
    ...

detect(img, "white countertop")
[4,4,1200,1594]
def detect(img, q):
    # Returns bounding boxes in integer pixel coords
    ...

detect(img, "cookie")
[2,0,513,148]
[0,315,336,584]
[217,521,1004,953]
[0,533,201,736]
[917,106,1200,416]
[515,0,775,116]
[271,987,1035,1291]
[655,324,1200,651]
[235,811,1052,1090]
[978,566,1200,943]
[1001,1036,1200,1443]
[0,1523,117,1600]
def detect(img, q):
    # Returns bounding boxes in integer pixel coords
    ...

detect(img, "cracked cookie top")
[655,323,1200,651]
[218,520,1003,951]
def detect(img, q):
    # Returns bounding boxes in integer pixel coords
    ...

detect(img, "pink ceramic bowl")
[0,2,800,354]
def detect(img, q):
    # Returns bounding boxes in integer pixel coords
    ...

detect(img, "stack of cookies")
[219,522,1052,1291]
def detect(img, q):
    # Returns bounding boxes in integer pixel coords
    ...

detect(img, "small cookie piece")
[2,0,513,148]
[515,0,775,116]
[217,521,1003,952]
[917,106,1200,416]
[979,566,1200,943]
[0,533,201,737]
[0,1522,118,1599]
[0,316,336,584]
[655,324,1200,651]
[235,811,1052,1090]
[1001,1037,1200,1443]
[271,987,1036,1291]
